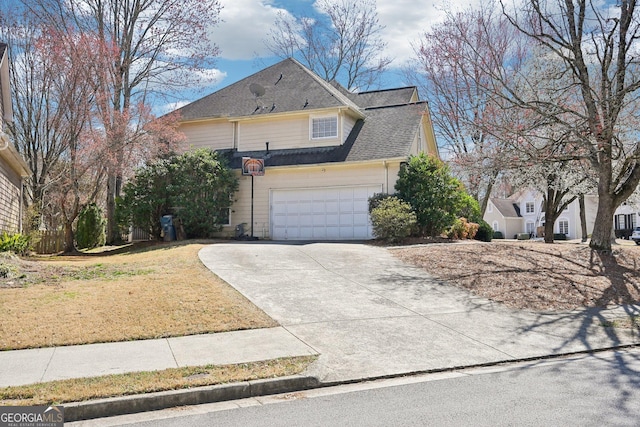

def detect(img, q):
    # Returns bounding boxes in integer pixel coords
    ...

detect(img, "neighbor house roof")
[491,198,522,218]
[0,42,11,124]
[0,42,30,178]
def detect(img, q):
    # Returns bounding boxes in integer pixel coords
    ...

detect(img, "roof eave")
[0,133,31,177]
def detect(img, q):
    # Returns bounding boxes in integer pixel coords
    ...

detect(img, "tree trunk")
[106,172,117,244]
[579,194,588,243]
[543,218,555,243]
[63,220,75,253]
[589,191,616,252]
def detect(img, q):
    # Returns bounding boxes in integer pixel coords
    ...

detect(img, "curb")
[64,375,320,422]
[63,343,640,422]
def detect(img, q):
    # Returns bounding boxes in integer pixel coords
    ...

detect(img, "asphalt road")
[75,348,640,427]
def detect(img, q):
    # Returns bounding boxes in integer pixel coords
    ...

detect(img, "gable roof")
[176,58,438,168]
[490,198,522,218]
[177,58,363,121]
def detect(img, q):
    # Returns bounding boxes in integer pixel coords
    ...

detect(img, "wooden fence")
[33,230,65,254]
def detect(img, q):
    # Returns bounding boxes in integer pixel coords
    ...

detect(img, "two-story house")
[0,43,30,233]
[174,58,439,240]
[484,189,598,239]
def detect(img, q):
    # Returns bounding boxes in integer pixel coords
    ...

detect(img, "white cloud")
[191,67,227,89]
[209,0,478,65]
[376,0,478,65]
[210,0,289,60]
[161,100,190,114]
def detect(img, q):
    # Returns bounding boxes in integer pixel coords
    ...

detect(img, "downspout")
[383,160,389,193]
[19,177,24,233]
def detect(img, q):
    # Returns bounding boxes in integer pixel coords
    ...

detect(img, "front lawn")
[0,241,277,350]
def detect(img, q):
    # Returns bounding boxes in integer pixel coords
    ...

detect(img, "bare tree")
[408,4,524,215]
[265,0,392,90]
[496,0,640,251]
[24,0,222,243]
[0,11,70,229]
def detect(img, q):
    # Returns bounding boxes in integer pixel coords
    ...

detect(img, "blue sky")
[4,0,474,112]
[170,0,469,113]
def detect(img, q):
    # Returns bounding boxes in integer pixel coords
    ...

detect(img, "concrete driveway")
[199,242,640,382]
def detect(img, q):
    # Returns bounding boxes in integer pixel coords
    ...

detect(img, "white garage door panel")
[272,185,381,240]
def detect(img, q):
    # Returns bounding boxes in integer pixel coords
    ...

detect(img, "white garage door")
[271,185,381,240]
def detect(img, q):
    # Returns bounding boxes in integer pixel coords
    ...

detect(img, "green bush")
[76,203,106,249]
[0,232,32,255]
[447,217,479,240]
[474,220,493,242]
[492,231,504,239]
[553,233,567,240]
[370,196,417,243]
[517,233,530,240]
[368,193,393,213]
[119,149,238,239]
[395,153,479,237]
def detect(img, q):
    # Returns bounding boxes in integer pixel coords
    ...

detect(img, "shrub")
[119,149,238,239]
[368,193,393,213]
[447,217,479,240]
[370,196,417,243]
[493,231,504,239]
[76,203,106,249]
[553,233,567,240]
[474,220,493,242]
[517,233,530,240]
[395,153,479,237]
[0,232,32,255]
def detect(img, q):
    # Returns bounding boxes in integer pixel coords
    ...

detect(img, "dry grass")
[0,356,316,406]
[394,241,640,311]
[0,241,277,350]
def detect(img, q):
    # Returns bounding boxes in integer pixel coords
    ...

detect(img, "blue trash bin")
[160,215,176,241]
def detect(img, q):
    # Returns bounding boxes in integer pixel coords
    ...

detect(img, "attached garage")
[271,185,381,240]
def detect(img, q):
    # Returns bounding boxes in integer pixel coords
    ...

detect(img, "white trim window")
[558,219,569,235]
[488,203,493,213]
[492,221,499,231]
[525,201,535,214]
[311,116,338,139]
[219,207,231,226]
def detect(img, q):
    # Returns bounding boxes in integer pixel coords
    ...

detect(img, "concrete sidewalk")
[0,327,317,388]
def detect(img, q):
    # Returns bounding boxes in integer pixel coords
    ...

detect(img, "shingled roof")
[491,198,522,218]
[177,58,362,121]
[177,58,433,167]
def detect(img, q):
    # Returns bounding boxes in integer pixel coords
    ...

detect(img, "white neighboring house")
[613,200,639,239]
[484,188,598,239]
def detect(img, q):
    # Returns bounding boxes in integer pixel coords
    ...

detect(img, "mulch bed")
[393,241,640,311]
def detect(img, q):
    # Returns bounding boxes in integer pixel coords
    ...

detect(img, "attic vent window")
[311,116,338,139]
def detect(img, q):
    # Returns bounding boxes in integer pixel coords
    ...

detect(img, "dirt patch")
[393,241,640,311]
